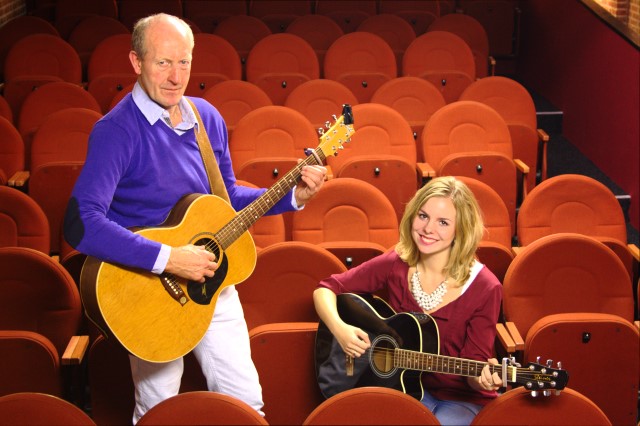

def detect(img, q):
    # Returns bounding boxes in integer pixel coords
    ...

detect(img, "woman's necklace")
[410,269,448,311]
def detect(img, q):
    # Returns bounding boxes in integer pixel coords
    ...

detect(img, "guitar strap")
[186,98,230,204]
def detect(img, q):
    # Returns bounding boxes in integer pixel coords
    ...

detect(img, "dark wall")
[517,0,639,228]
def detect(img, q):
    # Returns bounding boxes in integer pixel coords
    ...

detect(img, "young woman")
[314,176,503,425]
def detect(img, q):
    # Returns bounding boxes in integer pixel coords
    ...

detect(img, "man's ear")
[129,50,142,75]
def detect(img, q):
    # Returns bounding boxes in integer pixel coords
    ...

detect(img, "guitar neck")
[394,349,514,382]
[214,148,326,250]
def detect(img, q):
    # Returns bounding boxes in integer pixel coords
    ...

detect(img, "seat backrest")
[420,100,518,233]
[378,0,439,35]
[517,174,627,245]
[0,95,13,124]
[214,15,272,68]
[460,76,540,191]
[456,176,511,248]
[402,30,475,103]
[203,81,272,138]
[371,76,446,158]
[315,0,378,33]
[0,331,62,397]
[4,34,82,84]
[236,241,346,330]
[0,186,50,253]
[291,177,400,248]
[524,312,638,426]
[458,0,517,56]
[249,322,327,425]
[470,386,611,425]
[0,16,59,82]
[0,247,82,356]
[324,32,397,103]
[428,13,490,78]
[18,83,101,165]
[67,15,129,76]
[30,107,101,171]
[183,0,248,33]
[284,79,358,130]
[0,116,24,180]
[229,105,317,180]
[136,391,268,425]
[246,33,320,105]
[357,14,416,73]
[286,14,344,70]
[249,0,313,33]
[54,0,118,39]
[328,102,416,173]
[0,392,96,425]
[234,179,286,249]
[187,33,242,97]
[118,0,183,31]
[87,33,135,81]
[303,386,440,425]
[503,233,635,337]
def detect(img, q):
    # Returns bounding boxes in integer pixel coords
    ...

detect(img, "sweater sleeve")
[64,117,162,271]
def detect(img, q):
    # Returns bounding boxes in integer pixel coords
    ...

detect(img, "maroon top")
[317,249,503,406]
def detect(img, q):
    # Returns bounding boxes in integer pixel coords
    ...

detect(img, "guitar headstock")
[518,360,569,396]
[315,104,355,160]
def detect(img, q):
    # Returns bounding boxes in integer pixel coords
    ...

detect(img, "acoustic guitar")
[81,105,355,363]
[315,293,569,400]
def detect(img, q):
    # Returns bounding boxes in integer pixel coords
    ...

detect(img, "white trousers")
[129,286,264,424]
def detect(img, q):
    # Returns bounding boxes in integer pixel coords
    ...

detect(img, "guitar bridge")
[161,274,189,306]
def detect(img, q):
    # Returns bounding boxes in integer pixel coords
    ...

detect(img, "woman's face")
[411,196,457,256]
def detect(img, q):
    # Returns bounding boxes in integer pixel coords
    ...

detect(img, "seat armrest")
[496,323,516,353]
[8,170,30,188]
[505,322,525,351]
[324,165,334,180]
[416,162,436,180]
[61,335,90,365]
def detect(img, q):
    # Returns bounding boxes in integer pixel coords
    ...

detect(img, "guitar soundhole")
[186,237,228,305]
[369,334,398,378]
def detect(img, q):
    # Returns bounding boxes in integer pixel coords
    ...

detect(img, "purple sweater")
[318,249,503,406]
[64,94,295,271]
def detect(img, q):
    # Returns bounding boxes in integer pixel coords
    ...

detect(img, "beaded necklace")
[410,270,448,311]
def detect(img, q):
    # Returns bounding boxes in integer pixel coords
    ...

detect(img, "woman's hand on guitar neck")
[165,244,218,282]
[294,163,328,207]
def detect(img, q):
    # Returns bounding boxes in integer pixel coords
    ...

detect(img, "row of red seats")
[0,225,637,424]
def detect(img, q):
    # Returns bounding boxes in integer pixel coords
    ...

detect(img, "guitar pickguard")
[187,235,228,305]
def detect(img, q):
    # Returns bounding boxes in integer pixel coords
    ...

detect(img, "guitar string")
[355,347,560,380]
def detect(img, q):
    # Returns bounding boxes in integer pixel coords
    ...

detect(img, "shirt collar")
[131,82,197,132]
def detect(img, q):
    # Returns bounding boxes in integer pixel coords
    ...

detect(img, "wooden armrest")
[505,322,525,351]
[416,162,436,179]
[496,323,516,353]
[324,165,334,180]
[537,129,550,142]
[628,243,639,261]
[511,246,523,256]
[8,170,30,188]
[489,56,496,76]
[513,158,530,200]
[61,335,90,365]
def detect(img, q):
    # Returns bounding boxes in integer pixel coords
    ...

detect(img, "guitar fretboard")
[394,349,509,379]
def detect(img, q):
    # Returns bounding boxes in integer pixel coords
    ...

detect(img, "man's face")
[129,22,192,109]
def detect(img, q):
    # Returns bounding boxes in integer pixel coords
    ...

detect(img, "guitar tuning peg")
[536,356,541,363]
[530,390,538,397]
[317,128,325,135]
[332,114,338,121]
[557,361,562,369]
[546,359,553,367]
[543,390,551,397]
[555,390,562,396]
[324,121,331,128]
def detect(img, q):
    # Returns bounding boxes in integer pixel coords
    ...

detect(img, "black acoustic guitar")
[315,293,569,400]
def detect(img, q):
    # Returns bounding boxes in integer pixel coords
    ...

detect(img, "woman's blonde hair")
[395,176,484,286]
